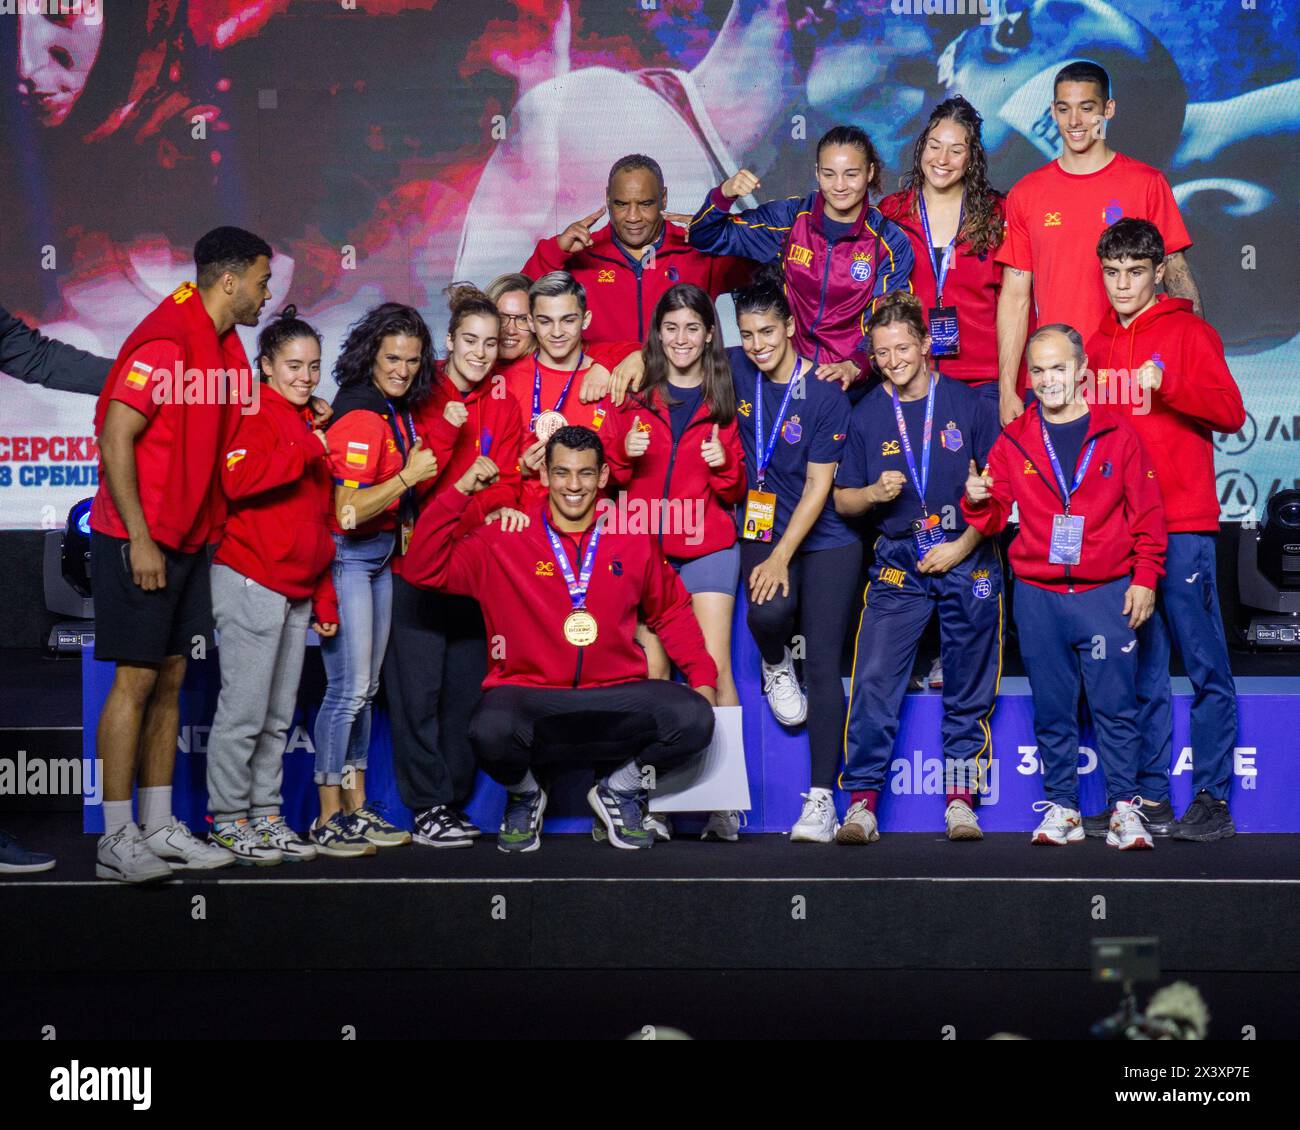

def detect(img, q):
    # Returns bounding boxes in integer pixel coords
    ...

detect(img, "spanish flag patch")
[225,449,247,470]
[345,441,369,467]
[124,361,152,390]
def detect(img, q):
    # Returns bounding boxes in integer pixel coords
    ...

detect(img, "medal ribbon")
[544,516,603,611]
[532,351,585,425]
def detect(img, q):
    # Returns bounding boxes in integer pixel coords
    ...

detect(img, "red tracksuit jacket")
[523,222,754,343]
[601,388,747,559]
[413,363,525,535]
[1086,296,1245,533]
[961,401,1167,593]
[214,384,338,624]
[402,487,718,691]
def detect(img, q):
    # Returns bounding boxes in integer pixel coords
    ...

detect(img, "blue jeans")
[1136,533,1239,801]
[314,531,394,785]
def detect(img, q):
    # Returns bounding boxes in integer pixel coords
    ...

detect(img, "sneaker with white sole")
[791,790,839,843]
[209,818,283,866]
[250,814,317,862]
[587,784,654,849]
[449,808,482,839]
[96,823,173,884]
[701,810,745,842]
[834,799,878,844]
[143,819,237,870]
[945,799,983,841]
[761,647,807,726]
[499,788,548,853]
[348,804,411,847]
[0,828,56,874]
[1030,801,1085,846]
[310,814,377,858]
[1106,798,1154,851]
[413,805,475,849]
[927,657,944,689]
[593,809,674,844]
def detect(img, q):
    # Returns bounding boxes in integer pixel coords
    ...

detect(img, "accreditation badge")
[400,521,414,557]
[533,409,567,443]
[742,489,777,542]
[563,608,599,647]
[1048,513,1085,566]
[928,305,960,358]
[911,513,946,558]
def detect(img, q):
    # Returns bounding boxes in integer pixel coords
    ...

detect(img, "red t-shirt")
[996,152,1191,340]
[324,408,405,536]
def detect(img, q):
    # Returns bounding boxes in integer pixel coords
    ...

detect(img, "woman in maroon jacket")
[206,308,338,865]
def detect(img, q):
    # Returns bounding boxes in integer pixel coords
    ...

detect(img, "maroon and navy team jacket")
[687,186,914,376]
[401,487,717,692]
[961,401,1167,594]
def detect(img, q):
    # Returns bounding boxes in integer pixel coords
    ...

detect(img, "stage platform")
[3,812,1298,1040]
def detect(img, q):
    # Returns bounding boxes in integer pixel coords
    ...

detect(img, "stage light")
[43,498,95,655]
[62,497,94,597]
[1238,488,1300,648]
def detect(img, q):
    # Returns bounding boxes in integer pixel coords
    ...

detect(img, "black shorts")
[90,532,214,665]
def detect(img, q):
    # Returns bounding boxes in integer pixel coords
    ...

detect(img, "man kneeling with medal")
[403,425,718,852]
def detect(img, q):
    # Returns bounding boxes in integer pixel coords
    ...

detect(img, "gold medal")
[563,609,598,647]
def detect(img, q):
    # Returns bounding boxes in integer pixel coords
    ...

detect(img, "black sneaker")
[449,807,482,839]
[1139,798,1177,837]
[413,805,474,849]
[1083,808,1113,839]
[1172,791,1236,842]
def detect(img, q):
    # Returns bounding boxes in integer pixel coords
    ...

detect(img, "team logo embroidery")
[878,566,907,588]
[225,448,247,470]
[609,558,624,576]
[535,561,555,577]
[1043,211,1062,227]
[1023,460,1038,475]
[971,568,992,600]
[345,441,370,467]
[1102,199,1124,225]
[782,415,802,444]
[1147,469,1155,478]
[940,421,963,452]
[635,418,653,434]
[666,266,679,282]
[881,439,902,456]
[597,269,617,283]
[850,252,873,282]
[787,243,814,268]
[833,433,847,442]
[124,361,152,390]
[591,407,607,430]
[385,437,398,454]
[738,399,753,418]
[1101,461,1113,477]
[1151,352,1165,370]
[171,282,196,303]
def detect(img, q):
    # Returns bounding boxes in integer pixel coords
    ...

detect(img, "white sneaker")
[945,799,983,841]
[835,799,879,844]
[701,810,745,842]
[927,658,944,689]
[1030,801,1085,846]
[96,823,173,884]
[142,819,237,870]
[761,647,807,726]
[643,812,673,842]
[1107,798,1154,851]
[208,818,283,866]
[250,814,318,862]
[790,790,838,843]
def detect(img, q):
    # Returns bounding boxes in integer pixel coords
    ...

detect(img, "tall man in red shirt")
[403,426,717,853]
[995,60,1201,426]
[524,154,753,344]
[90,226,274,882]
[1087,219,1245,842]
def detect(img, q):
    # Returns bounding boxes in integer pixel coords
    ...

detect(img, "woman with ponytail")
[204,308,336,865]
[387,284,526,847]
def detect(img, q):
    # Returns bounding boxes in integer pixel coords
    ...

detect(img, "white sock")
[138,786,173,834]
[103,800,134,837]
[510,769,540,795]
[604,759,642,794]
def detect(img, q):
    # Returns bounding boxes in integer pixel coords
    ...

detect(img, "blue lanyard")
[543,516,603,610]
[532,351,585,423]
[754,359,803,486]
[891,375,938,514]
[384,399,417,454]
[1039,415,1097,512]
[917,191,963,304]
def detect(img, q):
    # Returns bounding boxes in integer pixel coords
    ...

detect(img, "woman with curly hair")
[312,303,441,856]
[877,96,1009,399]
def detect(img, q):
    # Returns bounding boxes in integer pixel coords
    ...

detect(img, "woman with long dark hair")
[312,303,440,856]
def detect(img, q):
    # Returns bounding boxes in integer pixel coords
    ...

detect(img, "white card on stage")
[649,706,750,813]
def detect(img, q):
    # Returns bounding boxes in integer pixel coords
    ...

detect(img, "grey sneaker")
[945,799,983,841]
[250,814,317,862]
[701,810,744,842]
[498,788,547,854]
[348,804,411,847]
[209,818,284,866]
[833,799,878,845]
[96,823,173,884]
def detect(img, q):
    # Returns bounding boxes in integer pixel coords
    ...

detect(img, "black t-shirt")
[666,381,704,440]
[1042,413,1093,498]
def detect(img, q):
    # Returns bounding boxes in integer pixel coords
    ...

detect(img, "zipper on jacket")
[646,398,708,552]
[807,243,835,366]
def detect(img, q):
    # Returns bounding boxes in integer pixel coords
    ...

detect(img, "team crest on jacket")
[1102,199,1124,225]
[940,422,963,452]
[609,558,623,576]
[666,266,680,282]
[850,252,873,282]
[597,269,616,283]
[787,244,814,268]
[535,561,555,577]
[971,569,992,600]
[738,399,753,418]
[882,439,901,456]
[782,415,802,444]
[1101,460,1114,477]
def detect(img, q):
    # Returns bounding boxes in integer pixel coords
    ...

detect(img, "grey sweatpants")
[206,564,312,822]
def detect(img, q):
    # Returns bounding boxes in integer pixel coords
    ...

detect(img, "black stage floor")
[1,813,1297,1040]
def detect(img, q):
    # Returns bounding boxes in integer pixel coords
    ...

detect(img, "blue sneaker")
[587,784,654,850]
[0,828,56,874]
[497,788,547,854]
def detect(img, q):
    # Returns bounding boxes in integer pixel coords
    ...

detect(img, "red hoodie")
[601,387,746,559]
[412,363,525,536]
[214,384,338,624]
[402,487,717,691]
[523,222,753,344]
[1086,296,1245,533]
[962,401,1167,593]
